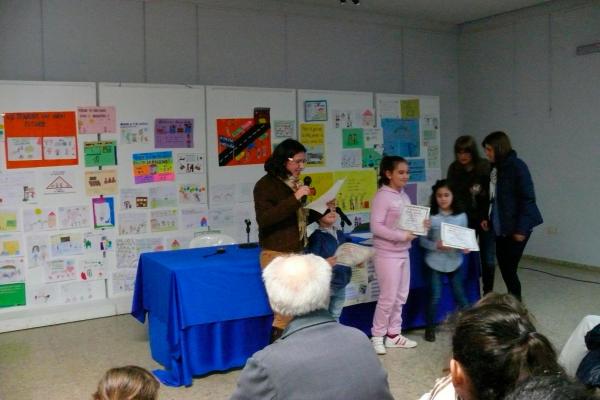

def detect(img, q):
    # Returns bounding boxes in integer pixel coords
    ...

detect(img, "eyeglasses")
[287,157,306,165]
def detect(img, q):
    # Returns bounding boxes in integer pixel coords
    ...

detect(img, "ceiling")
[289,0,551,25]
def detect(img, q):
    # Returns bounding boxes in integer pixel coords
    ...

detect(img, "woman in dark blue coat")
[481,131,542,301]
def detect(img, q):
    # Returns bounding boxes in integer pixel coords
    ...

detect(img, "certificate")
[334,243,374,267]
[396,204,430,235]
[441,222,479,251]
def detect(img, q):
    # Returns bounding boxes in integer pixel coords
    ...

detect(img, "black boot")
[424,327,436,342]
[269,327,284,344]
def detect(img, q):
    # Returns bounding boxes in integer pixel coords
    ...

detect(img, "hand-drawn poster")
[77,106,116,134]
[4,112,79,168]
[178,183,206,205]
[116,238,138,269]
[299,123,325,166]
[0,209,18,231]
[120,121,150,145]
[132,151,175,184]
[60,280,105,304]
[0,171,37,206]
[304,100,327,122]
[50,232,84,257]
[0,257,25,284]
[45,258,77,283]
[408,158,426,182]
[58,205,90,229]
[83,231,114,257]
[341,149,362,168]
[41,169,78,195]
[26,235,50,269]
[149,185,178,208]
[334,170,377,212]
[164,234,193,250]
[0,235,22,257]
[84,141,117,167]
[154,118,193,148]
[180,207,209,231]
[175,152,204,175]
[28,284,59,306]
[78,258,107,281]
[150,209,178,233]
[342,128,364,149]
[119,188,148,210]
[85,169,118,196]
[216,114,271,167]
[381,118,420,157]
[92,197,115,229]
[273,120,295,139]
[209,184,235,206]
[334,109,375,128]
[136,237,164,253]
[111,269,137,295]
[23,208,57,232]
[118,212,148,235]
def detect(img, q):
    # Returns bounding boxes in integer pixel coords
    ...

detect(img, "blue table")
[132,241,480,387]
[131,245,273,387]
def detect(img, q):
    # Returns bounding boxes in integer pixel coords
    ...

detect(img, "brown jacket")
[253,173,304,253]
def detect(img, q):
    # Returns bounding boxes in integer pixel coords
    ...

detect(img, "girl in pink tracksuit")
[370,156,420,354]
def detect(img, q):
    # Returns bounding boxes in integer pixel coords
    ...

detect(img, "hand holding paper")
[396,205,430,236]
[440,222,479,251]
[306,179,345,215]
[334,243,374,267]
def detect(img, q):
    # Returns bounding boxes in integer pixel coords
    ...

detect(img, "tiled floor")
[1,258,599,400]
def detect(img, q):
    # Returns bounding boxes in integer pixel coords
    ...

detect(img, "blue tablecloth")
[132,241,480,387]
[131,245,273,387]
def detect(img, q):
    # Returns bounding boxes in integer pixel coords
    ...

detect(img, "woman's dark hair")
[429,179,463,215]
[378,156,407,188]
[454,135,482,164]
[453,304,562,400]
[504,375,594,400]
[264,139,306,179]
[482,131,513,163]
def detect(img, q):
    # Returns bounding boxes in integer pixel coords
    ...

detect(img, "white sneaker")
[384,334,417,348]
[371,336,386,355]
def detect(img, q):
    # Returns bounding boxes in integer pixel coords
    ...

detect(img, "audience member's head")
[450,304,562,400]
[262,254,331,317]
[475,292,531,320]
[92,365,159,400]
[504,374,596,400]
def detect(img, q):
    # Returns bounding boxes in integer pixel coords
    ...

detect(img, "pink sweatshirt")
[369,185,412,257]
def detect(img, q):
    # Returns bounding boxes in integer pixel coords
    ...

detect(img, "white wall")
[459,0,600,266]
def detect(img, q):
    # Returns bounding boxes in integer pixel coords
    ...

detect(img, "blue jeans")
[426,266,468,327]
[329,286,346,320]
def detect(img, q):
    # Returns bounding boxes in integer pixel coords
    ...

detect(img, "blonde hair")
[92,366,159,400]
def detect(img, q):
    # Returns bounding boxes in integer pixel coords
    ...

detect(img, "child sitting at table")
[306,207,350,320]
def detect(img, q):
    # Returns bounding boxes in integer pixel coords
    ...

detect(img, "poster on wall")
[216,108,271,167]
[0,171,37,206]
[92,197,115,229]
[84,169,118,196]
[132,151,175,184]
[77,106,116,134]
[0,209,18,231]
[304,169,377,213]
[41,169,78,195]
[0,257,25,285]
[175,152,204,175]
[154,118,194,148]
[0,283,26,307]
[23,208,57,232]
[299,123,325,167]
[381,118,420,157]
[84,141,117,167]
[4,111,78,169]
[120,121,150,145]
[304,100,327,122]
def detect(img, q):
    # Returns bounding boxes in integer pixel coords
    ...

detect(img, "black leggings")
[495,234,530,301]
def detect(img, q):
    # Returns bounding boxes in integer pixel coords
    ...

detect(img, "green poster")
[362,148,382,168]
[342,128,364,149]
[0,282,26,308]
[84,140,118,167]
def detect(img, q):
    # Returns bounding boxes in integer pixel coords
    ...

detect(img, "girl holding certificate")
[482,131,543,301]
[420,180,470,342]
[370,156,421,354]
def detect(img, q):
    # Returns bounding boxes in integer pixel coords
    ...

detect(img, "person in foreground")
[229,254,394,400]
[504,374,597,400]
[92,365,159,400]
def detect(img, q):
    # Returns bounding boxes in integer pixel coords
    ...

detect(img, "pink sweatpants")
[371,255,411,337]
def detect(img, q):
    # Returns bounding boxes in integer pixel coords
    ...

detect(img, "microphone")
[336,207,352,227]
[244,219,251,234]
[301,176,312,205]
[239,219,258,249]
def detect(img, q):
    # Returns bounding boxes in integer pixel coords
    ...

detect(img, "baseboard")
[0,295,134,333]
[523,255,599,271]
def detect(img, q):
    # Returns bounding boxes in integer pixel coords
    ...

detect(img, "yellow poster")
[334,169,377,212]
[400,99,420,119]
[0,210,18,231]
[299,123,325,167]
[301,172,334,205]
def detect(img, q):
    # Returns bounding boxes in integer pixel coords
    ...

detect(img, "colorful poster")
[362,148,383,168]
[164,234,193,251]
[45,258,77,283]
[342,128,364,149]
[178,183,206,205]
[334,170,377,212]
[92,197,115,229]
[400,99,420,119]
[84,140,117,167]
[0,283,26,307]
[304,100,327,121]
[83,232,114,257]
[154,118,194,148]
[26,235,50,269]
[119,188,148,210]
[78,258,107,281]
[381,118,420,157]
[4,111,78,169]
[0,235,22,257]
[0,257,25,284]
[216,117,271,166]
[58,205,91,229]
[175,152,204,175]
[0,210,18,231]
[50,232,84,257]
[334,109,375,128]
[84,169,118,196]
[23,208,57,232]
[132,151,175,184]
[408,158,426,182]
[120,121,150,145]
[41,169,78,195]
[150,209,178,233]
[180,207,209,231]
[77,106,116,134]
[299,123,325,166]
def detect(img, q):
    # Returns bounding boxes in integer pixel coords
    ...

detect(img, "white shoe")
[384,334,417,348]
[371,336,386,355]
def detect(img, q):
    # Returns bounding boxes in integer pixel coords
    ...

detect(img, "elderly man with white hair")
[230,254,394,400]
